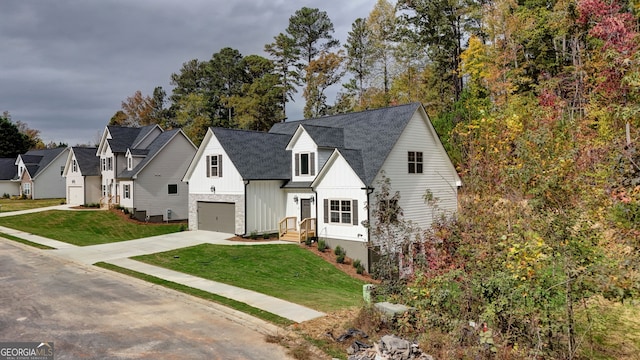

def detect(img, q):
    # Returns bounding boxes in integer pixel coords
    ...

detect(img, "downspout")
[243,179,250,237]
[363,186,375,273]
[311,185,318,239]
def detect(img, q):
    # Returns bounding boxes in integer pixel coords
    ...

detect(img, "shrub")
[356,263,365,274]
[317,238,327,252]
[337,253,346,264]
[249,230,258,239]
[334,245,345,256]
[353,259,361,269]
[2,193,10,199]
[179,224,187,232]
[262,232,271,239]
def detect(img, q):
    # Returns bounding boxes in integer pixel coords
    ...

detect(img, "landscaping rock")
[374,302,414,319]
[346,334,434,360]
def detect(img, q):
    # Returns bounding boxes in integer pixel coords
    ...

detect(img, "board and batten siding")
[290,130,318,183]
[131,134,195,220]
[245,180,286,234]
[373,110,459,233]
[188,134,244,195]
[315,153,368,243]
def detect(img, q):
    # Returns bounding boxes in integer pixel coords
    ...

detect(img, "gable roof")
[211,128,291,180]
[104,125,160,153]
[70,147,100,176]
[118,129,194,180]
[270,102,421,186]
[17,148,67,179]
[0,158,18,180]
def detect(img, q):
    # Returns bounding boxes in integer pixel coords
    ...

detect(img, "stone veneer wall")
[188,193,245,235]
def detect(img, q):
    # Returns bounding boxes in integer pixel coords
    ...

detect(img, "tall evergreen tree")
[0,114,33,158]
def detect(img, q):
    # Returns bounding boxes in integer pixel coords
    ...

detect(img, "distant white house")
[0,158,19,197]
[183,103,461,269]
[14,148,69,199]
[63,147,101,206]
[92,124,197,221]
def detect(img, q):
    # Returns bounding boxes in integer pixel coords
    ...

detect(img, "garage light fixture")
[293,195,298,203]
[210,186,215,193]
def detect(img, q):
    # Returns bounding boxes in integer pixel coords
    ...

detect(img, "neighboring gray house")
[63,147,101,206]
[0,158,19,197]
[14,148,69,199]
[95,124,197,221]
[183,103,461,269]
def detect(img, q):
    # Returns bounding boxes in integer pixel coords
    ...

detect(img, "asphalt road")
[0,240,292,359]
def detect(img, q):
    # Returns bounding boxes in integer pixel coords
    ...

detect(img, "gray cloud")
[0,0,373,145]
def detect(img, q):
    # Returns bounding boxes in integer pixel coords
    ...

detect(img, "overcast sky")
[0,0,375,146]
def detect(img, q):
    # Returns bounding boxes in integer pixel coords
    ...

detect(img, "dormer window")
[295,152,315,176]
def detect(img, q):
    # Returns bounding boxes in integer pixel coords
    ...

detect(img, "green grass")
[0,232,55,249]
[0,210,183,246]
[95,262,294,327]
[0,198,65,212]
[134,244,365,313]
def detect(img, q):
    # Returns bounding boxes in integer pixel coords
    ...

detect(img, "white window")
[101,158,106,171]
[102,185,107,196]
[325,199,358,225]
[206,155,222,178]
[23,183,31,196]
[408,151,423,174]
[72,159,78,172]
[295,152,315,176]
[107,157,113,171]
[123,184,130,199]
[127,156,132,170]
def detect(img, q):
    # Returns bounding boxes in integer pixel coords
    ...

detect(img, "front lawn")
[0,198,65,212]
[134,244,365,312]
[0,210,183,246]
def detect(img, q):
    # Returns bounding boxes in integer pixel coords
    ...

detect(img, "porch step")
[279,232,300,242]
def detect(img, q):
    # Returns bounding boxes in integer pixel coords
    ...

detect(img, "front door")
[300,198,311,221]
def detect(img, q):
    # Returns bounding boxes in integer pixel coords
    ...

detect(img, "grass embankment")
[95,261,294,326]
[0,198,65,212]
[0,210,182,246]
[0,232,55,249]
[134,244,365,313]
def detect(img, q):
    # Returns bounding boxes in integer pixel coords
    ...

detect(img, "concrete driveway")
[0,240,293,359]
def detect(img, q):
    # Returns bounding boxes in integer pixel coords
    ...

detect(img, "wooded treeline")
[111,1,640,357]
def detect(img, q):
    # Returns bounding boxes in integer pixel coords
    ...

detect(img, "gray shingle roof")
[211,128,291,180]
[300,125,344,148]
[106,125,159,154]
[118,129,181,179]
[19,148,67,178]
[0,158,17,180]
[71,147,100,176]
[270,102,421,186]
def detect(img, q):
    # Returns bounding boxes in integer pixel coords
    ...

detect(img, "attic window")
[206,155,223,178]
[127,156,132,170]
[72,159,78,172]
[295,152,315,176]
[408,151,423,174]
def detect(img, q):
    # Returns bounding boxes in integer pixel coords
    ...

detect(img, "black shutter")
[218,155,223,177]
[310,152,315,175]
[324,199,329,223]
[295,153,300,176]
[206,156,210,177]
[352,200,358,225]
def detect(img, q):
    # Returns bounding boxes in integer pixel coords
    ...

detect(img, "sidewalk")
[0,206,325,323]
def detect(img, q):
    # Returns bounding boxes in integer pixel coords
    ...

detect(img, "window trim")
[324,198,358,226]
[295,152,315,177]
[206,155,223,178]
[72,159,78,172]
[123,184,131,199]
[408,151,423,174]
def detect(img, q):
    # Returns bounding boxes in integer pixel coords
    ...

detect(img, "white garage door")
[197,202,236,233]
[68,186,84,206]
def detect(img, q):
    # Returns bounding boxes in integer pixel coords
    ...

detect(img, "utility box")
[166,209,172,220]
[363,284,375,304]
